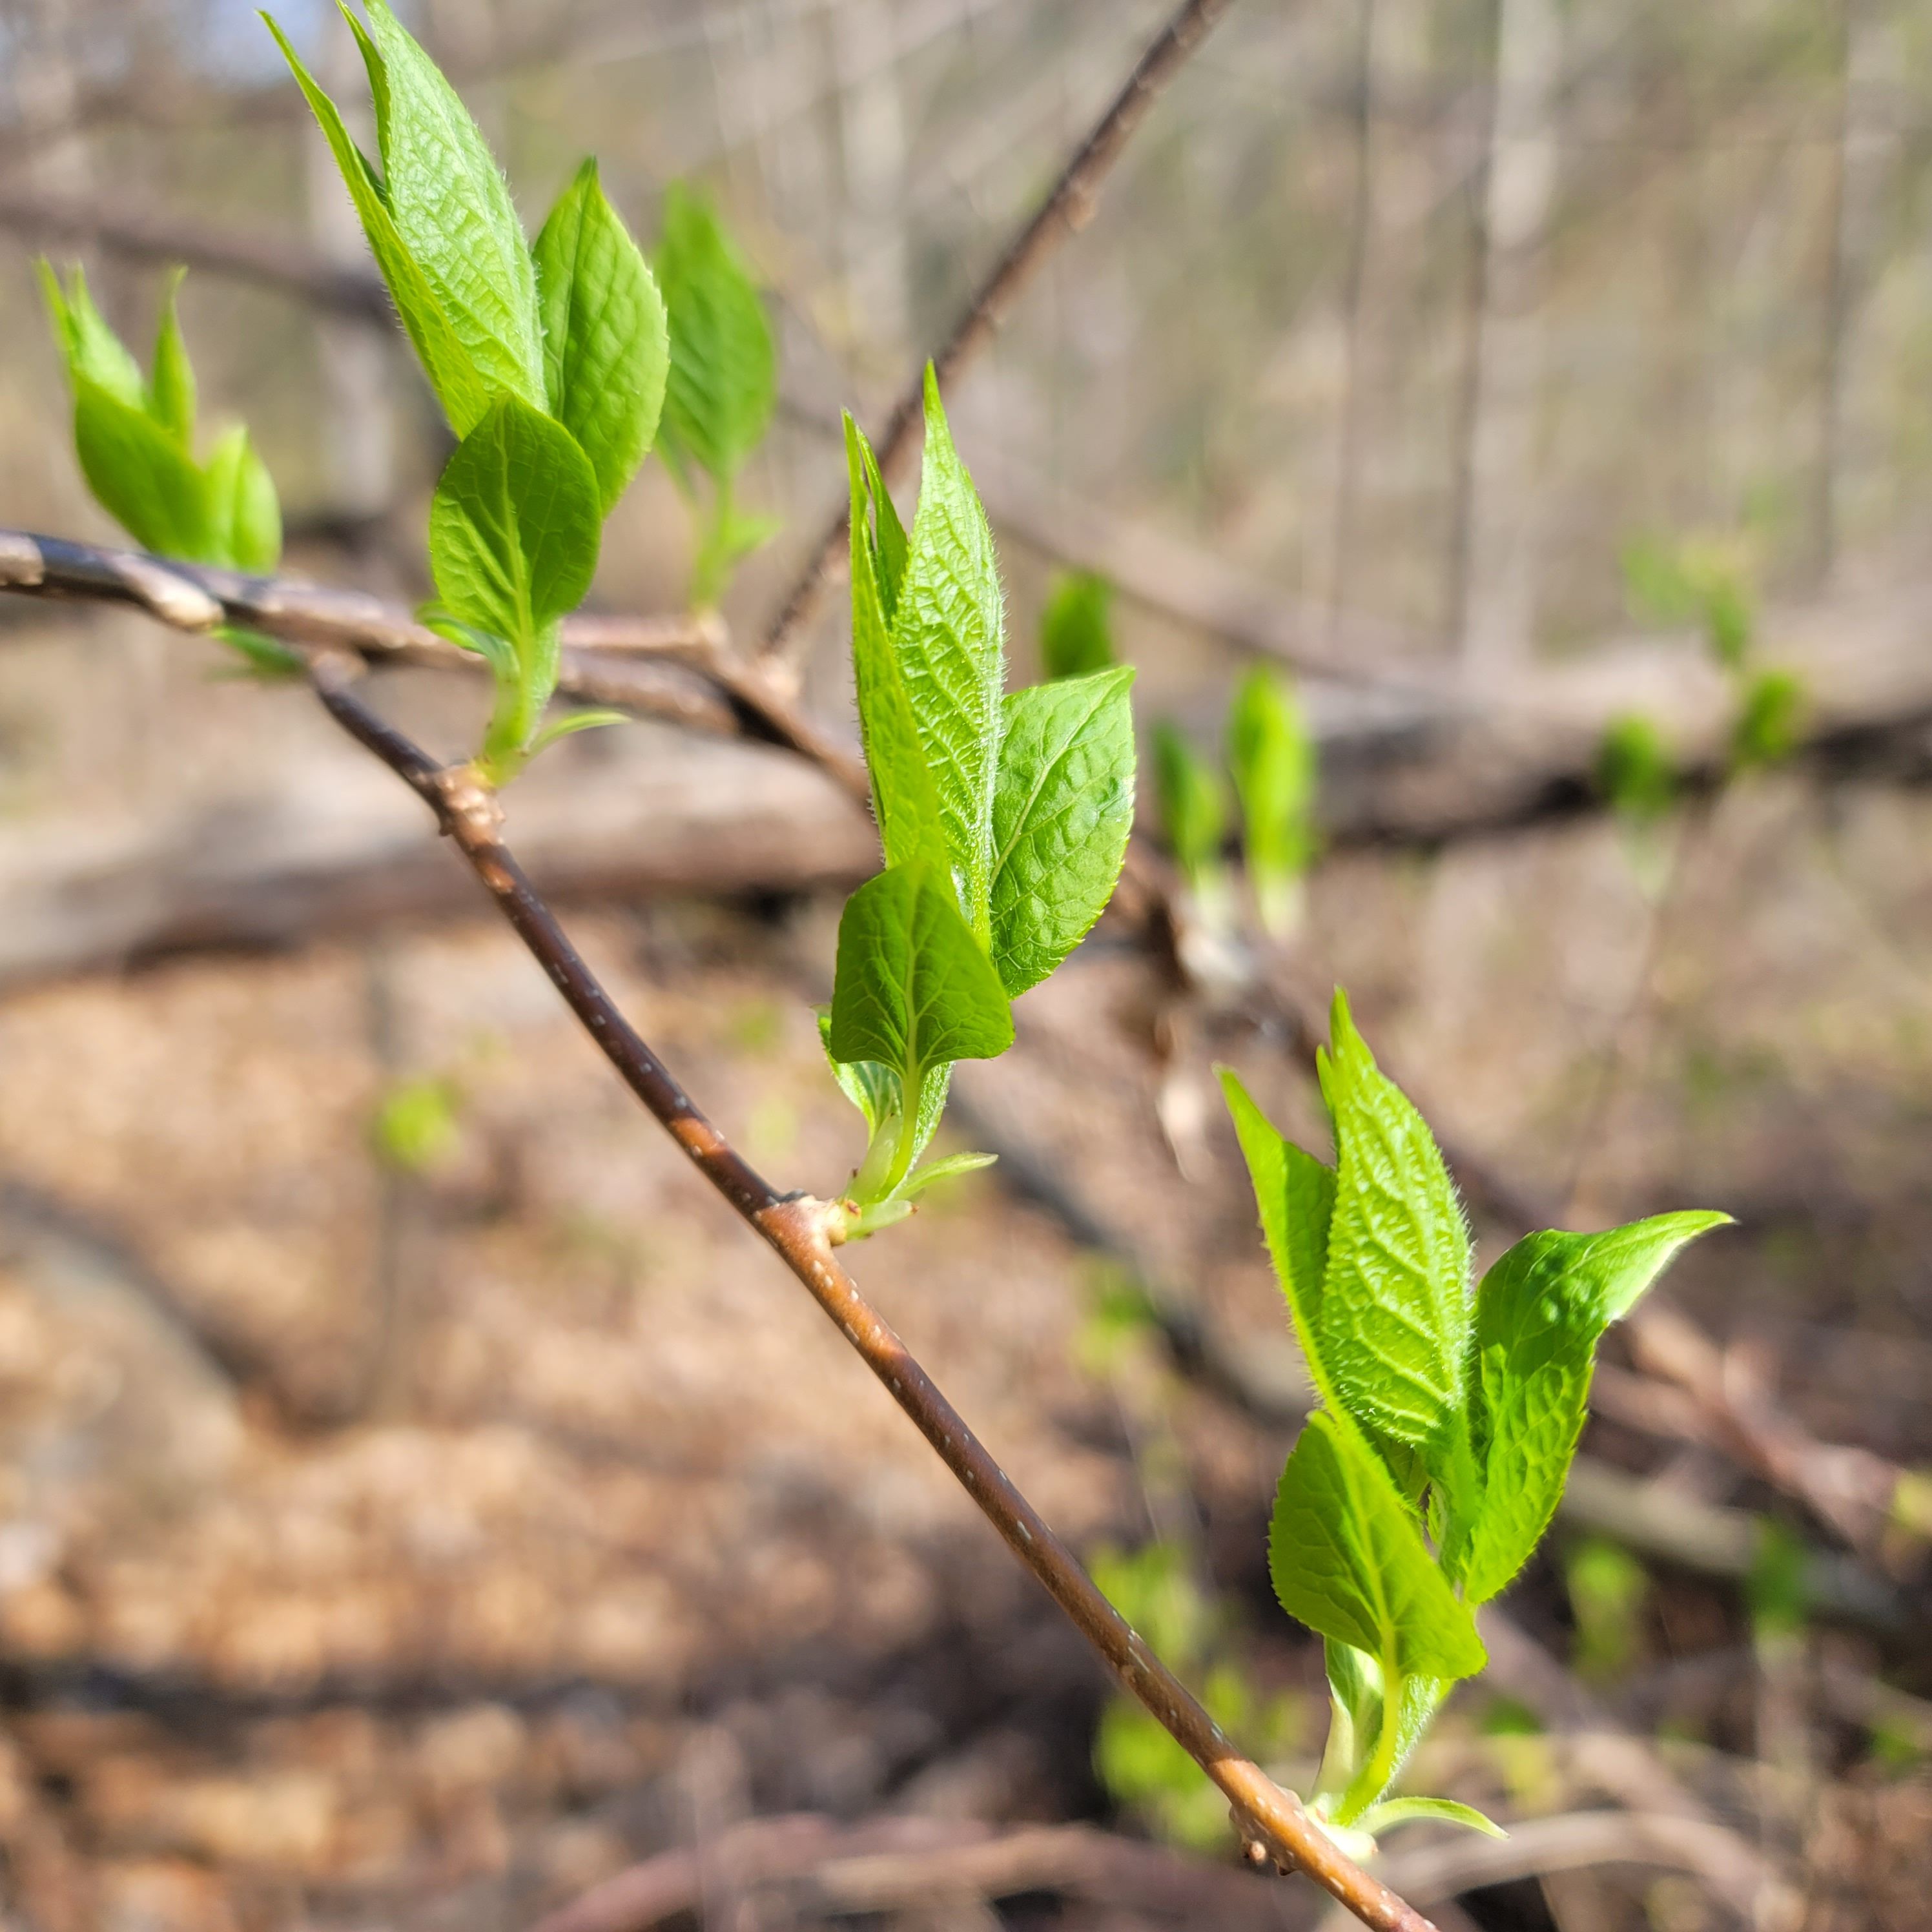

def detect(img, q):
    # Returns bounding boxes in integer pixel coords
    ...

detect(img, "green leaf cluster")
[1151,669,1318,938]
[41,265,283,580]
[1221,995,1725,1841]
[267,4,683,779]
[826,375,1136,1231]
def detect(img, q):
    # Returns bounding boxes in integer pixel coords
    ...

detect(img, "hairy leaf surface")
[358,0,544,409]
[1269,1411,1486,1682]
[989,666,1136,996]
[847,417,947,879]
[266,14,491,433]
[533,159,667,515]
[891,369,1005,940]
[1452,1211,1729,1603]
[1317,991,1472,1476]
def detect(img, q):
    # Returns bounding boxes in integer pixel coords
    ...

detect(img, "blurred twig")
[755,0,1237,670]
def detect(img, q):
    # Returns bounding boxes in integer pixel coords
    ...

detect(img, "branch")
[755,0,1236,667]
[0,529,870,803]
[529,1814,1299,1932]
[294,652,1430,1932]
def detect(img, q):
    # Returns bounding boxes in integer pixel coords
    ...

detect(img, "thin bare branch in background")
[756,0,1236,670]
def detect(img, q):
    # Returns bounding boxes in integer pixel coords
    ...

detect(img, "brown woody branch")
[0,529,870,803]
[755,0,1236,668]
[296,653,1430,1931]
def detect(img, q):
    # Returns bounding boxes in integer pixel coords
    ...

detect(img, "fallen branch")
[528,1814,1297,1932]
[293,651,1432,1931]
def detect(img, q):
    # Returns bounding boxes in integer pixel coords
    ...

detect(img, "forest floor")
[1,608,1931,1931]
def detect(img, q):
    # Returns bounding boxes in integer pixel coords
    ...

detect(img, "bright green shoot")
[1228,667,1317,939]
[1151,721,1229,912]
[655,184,779,608]
[39,263,293,672]
[1221,994,1726,1854]
[260,3,780,783]
[826,374,1136,1236]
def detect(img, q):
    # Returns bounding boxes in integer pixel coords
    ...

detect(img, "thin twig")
[755,0,1237,668]
[0,529,867,801]
[299,651,1432,1932]
[529,1814,1300,1932]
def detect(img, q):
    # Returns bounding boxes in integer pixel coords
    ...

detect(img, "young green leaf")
[1316,989,1472,1483]
[890,369,1006,942]
[533,158,668,516]
[1269,1410,1486,1684]
[1353,1796,1506,1840]
[39,262,145,409]
[846,416,948,879]
[655,182,776,487]
[1450,1211,1729,1604]
[428,394,602,650]
[1219,1069,1339,1406]
[1228,667,1315,936]
[858,430,909,624]
[1151,721,1227,889]
[355,0,545,410]
[827,862,1014,1076]
[989,666,1136,996]
[1040,570,1115,679]
[203,424,283,573]
[71,380,219,562]
[147,270,197,447]
[264,12,491,434]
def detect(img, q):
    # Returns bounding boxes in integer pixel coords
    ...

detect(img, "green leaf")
[147,270,197,447]
[1040,570,1115,679]
[1151,721,1226,886]
[264,11,491,434]
[203,424,283,573]
[858,431,908,624]
[845,416,947,878]
[899,1149,998,1199]
[1596,714,1675,822]
[989,667,1136,996]
[1228,667,1316,934]
[1269,1410,1486,1683]
[827,861,1014,1078]
[533,158,668,517]
[72,378,218,562]
[1316,989,1472,1483]
[39,262,145,410]
[427,393,602,652]
[655,183,776,486]
[1354,1796,1507,1840]
[356,0,544,411]
[1452,1211,1729,1604]
[526,708,628,754]
[1219,1069,1339,1406]
[891,368,1006,942]
[1732,668,1805,770]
